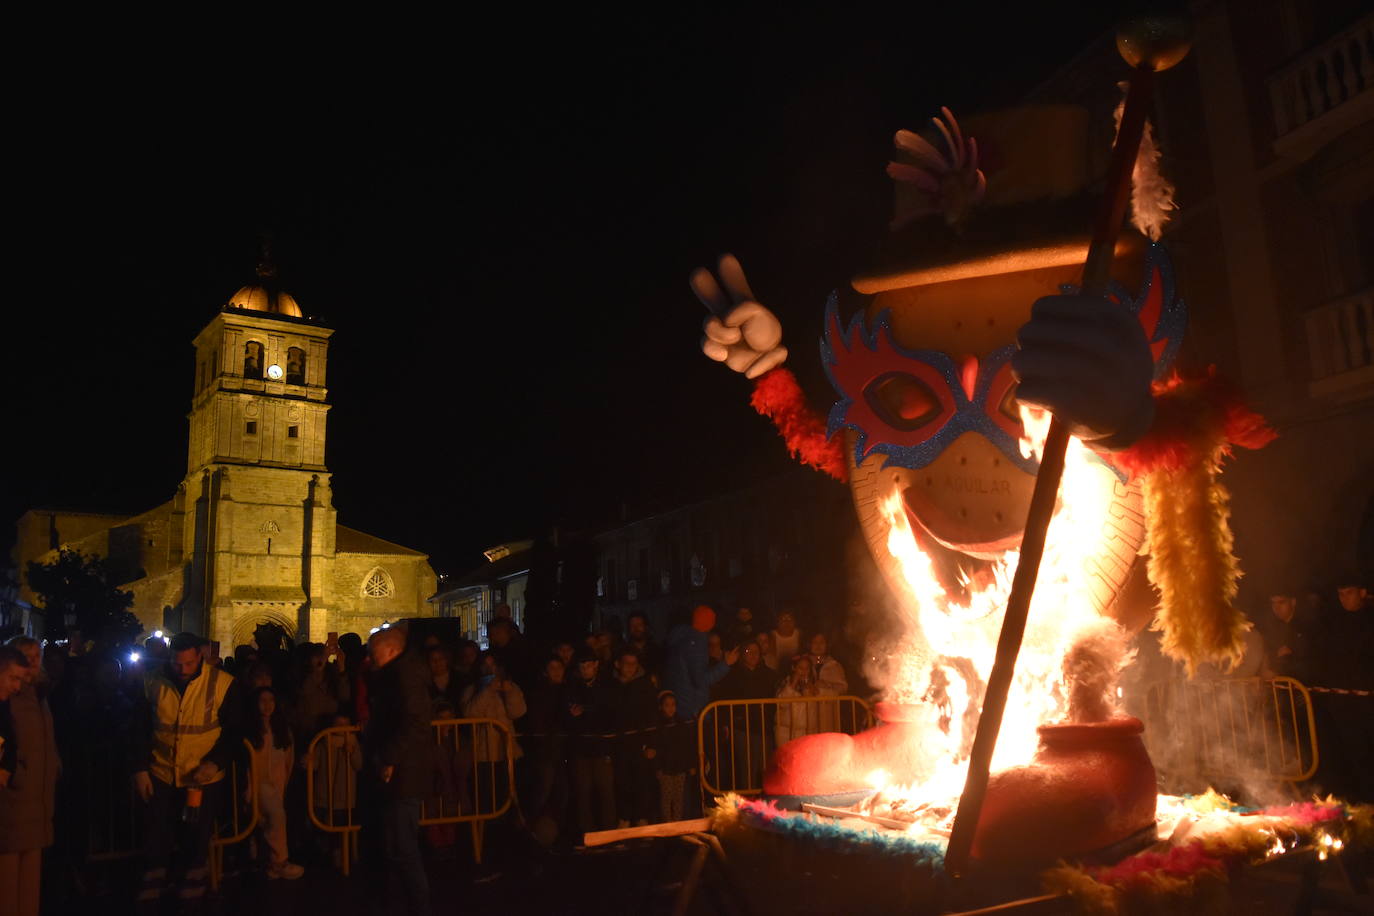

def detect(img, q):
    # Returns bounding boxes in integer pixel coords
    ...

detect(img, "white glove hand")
[691,254,788,379]
[1012,293,1155,448]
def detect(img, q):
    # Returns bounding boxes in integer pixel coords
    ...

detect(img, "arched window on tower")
[286,346,306,385]
[244,341,264,380]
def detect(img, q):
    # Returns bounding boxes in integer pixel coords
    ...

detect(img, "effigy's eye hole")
[998,382,1022,426]
[865,372,942,430]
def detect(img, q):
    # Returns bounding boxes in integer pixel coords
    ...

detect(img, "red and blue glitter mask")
[822,241,1185,473]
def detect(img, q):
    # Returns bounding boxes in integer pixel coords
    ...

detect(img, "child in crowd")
[775,654,820,746]
[645,690,696,822]
[248,686,304,879]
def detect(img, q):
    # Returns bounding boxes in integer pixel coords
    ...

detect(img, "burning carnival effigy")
[686,19,1370,914]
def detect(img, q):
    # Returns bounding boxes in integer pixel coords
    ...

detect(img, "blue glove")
[1011,294,1155,449]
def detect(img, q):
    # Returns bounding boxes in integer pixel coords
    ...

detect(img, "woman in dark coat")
[1,640,60,916]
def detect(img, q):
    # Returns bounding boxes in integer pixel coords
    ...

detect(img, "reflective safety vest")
[146,663,232,787]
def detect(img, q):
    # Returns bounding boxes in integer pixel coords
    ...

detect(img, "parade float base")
[694,792,1374,915]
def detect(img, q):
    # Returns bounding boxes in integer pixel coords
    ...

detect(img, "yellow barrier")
[306,717,519,874]
[208,739,260,890]
[697,695,875,797]
[1141,676,1319,794]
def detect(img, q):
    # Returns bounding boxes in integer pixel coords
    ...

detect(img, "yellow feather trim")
[1143,450,1251,676]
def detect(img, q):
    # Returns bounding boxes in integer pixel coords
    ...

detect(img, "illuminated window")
[286,346,306,385]
[244,341,264,380]
[362,567,394,598]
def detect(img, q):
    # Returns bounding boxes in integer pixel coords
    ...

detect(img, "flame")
[863,409,1133,832]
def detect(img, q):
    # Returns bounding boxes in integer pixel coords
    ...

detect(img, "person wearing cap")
[662,606,738,720]
[564,650,618,835]
[1318,572,1373,802]
[129,631,243,912]
[1257,591,1318,682]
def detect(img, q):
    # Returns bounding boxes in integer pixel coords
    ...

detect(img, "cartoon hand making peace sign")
[691,254,788,379]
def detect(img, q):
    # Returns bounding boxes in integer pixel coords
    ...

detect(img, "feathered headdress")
[886,107,987,230]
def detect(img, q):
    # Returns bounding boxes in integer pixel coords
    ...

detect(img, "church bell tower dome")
[227,254,304,318]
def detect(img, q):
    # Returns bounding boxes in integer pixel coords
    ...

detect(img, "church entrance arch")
[231,609,298,650]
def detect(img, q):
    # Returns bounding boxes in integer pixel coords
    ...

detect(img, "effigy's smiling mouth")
[901,485,1025,559]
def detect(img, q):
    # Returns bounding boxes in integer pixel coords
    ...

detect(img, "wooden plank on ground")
[583,818,714,846]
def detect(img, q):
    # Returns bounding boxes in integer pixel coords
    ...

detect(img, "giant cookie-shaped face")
[827,243,1179,623]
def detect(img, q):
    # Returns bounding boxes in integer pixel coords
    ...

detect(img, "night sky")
[7,11,1122,578]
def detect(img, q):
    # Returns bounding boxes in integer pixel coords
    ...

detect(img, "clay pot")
[763,701,927,797]
[970,716,1157,866]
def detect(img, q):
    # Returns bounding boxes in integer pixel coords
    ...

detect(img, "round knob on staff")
[1116,15,1193,71]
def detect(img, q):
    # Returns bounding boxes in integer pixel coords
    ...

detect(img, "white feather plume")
[1114,82,1177,241]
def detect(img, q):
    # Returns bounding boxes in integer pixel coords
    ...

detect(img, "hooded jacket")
[662,624,729,719]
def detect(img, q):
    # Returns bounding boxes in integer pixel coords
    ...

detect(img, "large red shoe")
[971,716,1157,865]
[762,701,927,797]
[763,708,1158,867]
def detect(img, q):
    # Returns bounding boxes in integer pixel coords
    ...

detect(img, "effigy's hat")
[854,104,1164,294]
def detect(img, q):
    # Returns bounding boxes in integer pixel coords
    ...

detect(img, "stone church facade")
[13,267,437,648]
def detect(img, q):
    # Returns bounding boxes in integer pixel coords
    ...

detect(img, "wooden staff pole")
[943,17,1192,878]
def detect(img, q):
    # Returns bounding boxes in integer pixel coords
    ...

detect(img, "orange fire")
[864,406,1135,833]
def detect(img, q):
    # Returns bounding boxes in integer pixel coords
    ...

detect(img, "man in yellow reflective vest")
[130,632,243,913]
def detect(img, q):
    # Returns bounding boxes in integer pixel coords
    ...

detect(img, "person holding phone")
[461,653,527,814]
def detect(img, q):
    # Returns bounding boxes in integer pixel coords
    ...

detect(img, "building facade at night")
[430,539,534,645]
[1027,2,1373,597]
[590,469,859,641]
[13,267,437,647]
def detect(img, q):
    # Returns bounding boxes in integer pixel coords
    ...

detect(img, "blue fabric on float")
[733,797,947,872]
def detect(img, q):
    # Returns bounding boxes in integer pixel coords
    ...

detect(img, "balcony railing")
[1268,13,1373,141]
[1305,286,1374,398]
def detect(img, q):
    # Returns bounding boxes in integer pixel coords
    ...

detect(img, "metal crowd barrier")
[1141,676,1319,794]
[697,695,875,797]
[71,735,257,888]
[306,717,519,873]
[208,739,260,890]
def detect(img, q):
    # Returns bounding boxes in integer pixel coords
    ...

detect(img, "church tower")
[178,256,338,647]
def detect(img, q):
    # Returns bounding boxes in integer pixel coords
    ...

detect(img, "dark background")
[5,10,1124,577]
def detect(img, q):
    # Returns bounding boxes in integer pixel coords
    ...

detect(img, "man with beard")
[130,632,241,913]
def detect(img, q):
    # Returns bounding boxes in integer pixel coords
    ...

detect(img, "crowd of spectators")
[1251,574,1373,803]
[0,600,859,913]
[0,574,1366,914]
[424,603,855,842]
